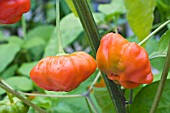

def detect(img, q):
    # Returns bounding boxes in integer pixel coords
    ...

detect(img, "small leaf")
[61,13,83,47]
[65,0,78,16]
[8,36,24,47]
[0,88,5,95]
[150,30,170,59]
[43,13,83,57]
[0,64,18,79]
[18,61,38,76]
[99,0,126,15]
[93,87,116,113]
[23,37,46,60]
[5,76,33,91]
[125,0,156,41]
[130,79,170,113]
[0,44,20,73]
[27,25,55,42]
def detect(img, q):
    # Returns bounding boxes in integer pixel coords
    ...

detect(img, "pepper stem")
[149,42,170,113]
[138,20,170,46]
[56,0,65,55]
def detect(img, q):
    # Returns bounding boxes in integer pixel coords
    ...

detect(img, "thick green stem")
[56,0,65,54]
[73,0,126,113]
[0,81,47,113]
[138,20,170,46]
[149,42,170,113]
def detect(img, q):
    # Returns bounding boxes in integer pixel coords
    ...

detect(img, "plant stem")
[85,97,93,113]
[149,42,170,113]
[138,20,170,46]
[73,0,126,113]
[0,81,47,113]
[18,91,83,98]
[83,91,99,113]
[6,92,14,104]
[56,0,65,54]
[21,15,27,40]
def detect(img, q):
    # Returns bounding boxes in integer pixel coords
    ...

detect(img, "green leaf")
[61,13,83,47]
[99,0,126,15]
[43,13,83,57]
[27,25,55,42]
[150,30,170,59]
[18,61,38,76]
[156,0,170,20]
[31,96,52,109]
[53,98,90,113]
[0,87,5,95]
[93,87,116,113]
[5,76,33,91]
[8,36,24,47]
[23,37,46,60]
[65,0,78,16]
[0,44,20,73]
[0,64,18,79]
[125,0,156,41]
[130,79,170,113]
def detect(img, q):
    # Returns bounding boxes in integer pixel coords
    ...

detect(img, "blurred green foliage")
[0,0,170,113]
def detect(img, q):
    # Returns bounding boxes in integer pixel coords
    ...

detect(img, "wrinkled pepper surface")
[0,0,31,24]
[0,97,29,113]
[30,52,97,92]
[96,33,153,88]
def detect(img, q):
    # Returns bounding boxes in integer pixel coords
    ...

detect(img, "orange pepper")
[0,0,31,24]
[30,52,97,92]
[96,33,153,88]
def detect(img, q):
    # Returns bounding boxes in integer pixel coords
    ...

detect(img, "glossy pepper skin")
[30,52,97,92]
[0,97,29,113]
[96,33,153,88]
[0,0,31,24]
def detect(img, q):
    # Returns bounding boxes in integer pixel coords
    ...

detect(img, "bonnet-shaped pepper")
[30,52,97,92]
[96,33,153,88]
[0,0,31,24]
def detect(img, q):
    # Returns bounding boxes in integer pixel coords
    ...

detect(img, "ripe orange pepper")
[30,52,97,92]
[0,0,31,24]
[96,33,153,88]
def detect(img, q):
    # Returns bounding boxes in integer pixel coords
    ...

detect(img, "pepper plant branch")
[56,0,65,54]
[149,54,167,60]
[88,71,101,91]
[0,81,47,113]
[72,0,126,113]
[138,20,170,46]
[18,91,83,98]
[149,42,170,113]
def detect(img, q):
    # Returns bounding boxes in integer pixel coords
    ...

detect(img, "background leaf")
[93,87,116,113]
[125,0,156,41]
[18,61,38,76]
[43,13,83,57]
[0,64,18,79]
[98,0,126,15]
[5,76,33,91]
[27,25,55,42]
[150,29,170,59]
[0,44,20,73]
[130,79,170,113]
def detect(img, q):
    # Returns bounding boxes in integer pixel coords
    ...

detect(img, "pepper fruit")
[30,52,97,92]
[0,97,29,113]
[96,33,153,88]
[0,0,31,24]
